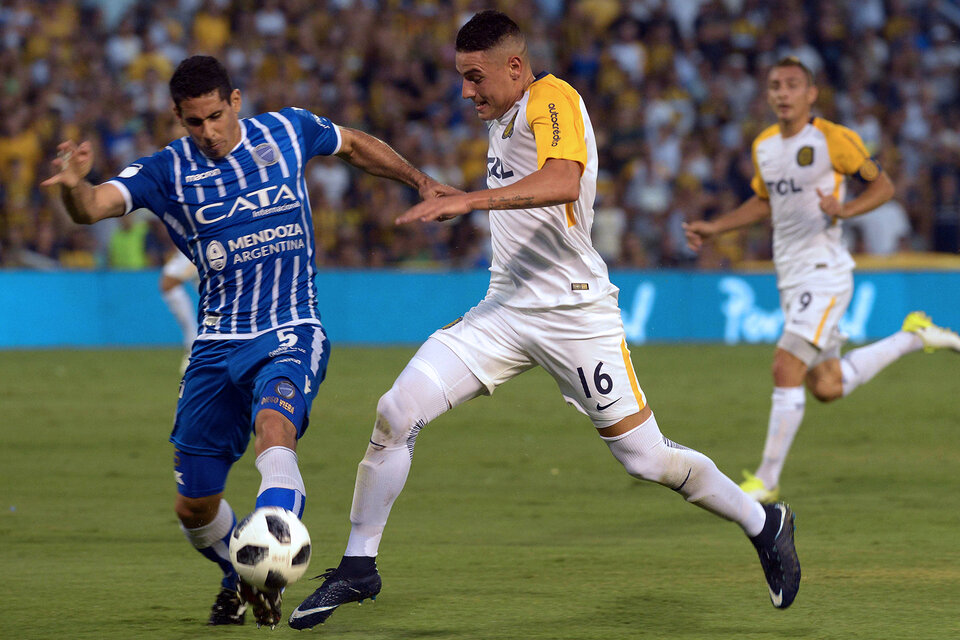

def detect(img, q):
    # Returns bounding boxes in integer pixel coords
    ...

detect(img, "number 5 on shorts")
[277,328,299,348]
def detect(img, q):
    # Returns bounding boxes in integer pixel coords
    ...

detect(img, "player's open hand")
[396,193,472,225]
[815,188,844,218]
[40,141,93,189]
[682,220,714,252]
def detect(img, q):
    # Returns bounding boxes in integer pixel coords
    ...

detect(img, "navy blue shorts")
[171,323,330,463]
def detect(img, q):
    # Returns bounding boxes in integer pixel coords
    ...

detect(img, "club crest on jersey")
[796,146,814,166]
[206,240,227,271]
[253,143,279,167]
[502,111,518,139]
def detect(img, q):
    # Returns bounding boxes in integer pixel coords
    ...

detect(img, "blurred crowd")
[1,0,958,271]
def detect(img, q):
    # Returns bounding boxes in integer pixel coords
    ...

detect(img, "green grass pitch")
[3,344,958,639]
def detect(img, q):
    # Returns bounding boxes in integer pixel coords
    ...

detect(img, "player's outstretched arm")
[816,170,894,219]
[683,195,771,251]
[335,127,460,201]
[40,140,126,224]
[396,157,580,225]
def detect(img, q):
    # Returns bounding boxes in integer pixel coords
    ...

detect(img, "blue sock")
[256,487,305,519]
[255,446,307,519]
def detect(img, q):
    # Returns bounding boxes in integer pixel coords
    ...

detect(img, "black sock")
[750,504,778,545]
[338,555,377,577]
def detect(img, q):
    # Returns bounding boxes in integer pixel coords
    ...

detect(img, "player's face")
[456,48,521,121]
[766,66,817,124]
[176,89,242,159]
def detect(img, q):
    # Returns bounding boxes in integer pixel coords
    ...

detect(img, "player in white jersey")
[289,12,799,629]
[160,249,199,372]
[684,57,960,503]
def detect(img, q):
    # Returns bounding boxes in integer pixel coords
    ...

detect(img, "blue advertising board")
[0,269,956,348]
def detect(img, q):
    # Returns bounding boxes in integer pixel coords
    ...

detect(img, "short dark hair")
[455,10,522,52]
[772,56,814,85]
[169,55,233,107]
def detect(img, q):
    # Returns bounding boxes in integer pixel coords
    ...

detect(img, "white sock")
[755,387,806,489]
[255,446,306,518]
[345,441,414,557]
[840,331,922,397]
[162,285,197,350]
[180,498,237,582]
[344,342,481,557]
[604,414,767,537]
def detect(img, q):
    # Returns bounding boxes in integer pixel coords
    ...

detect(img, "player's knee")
[806,364,843,402]
[773,343,814,386]
[771,357,795,385]
[605,416,704,489]
[608,436,668,482]
[807,377,841,403]
[372,385,421,448]
[175,494,219,528]
[618,450,663,481]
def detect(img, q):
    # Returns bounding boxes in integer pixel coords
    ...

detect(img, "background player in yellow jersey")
[684,57,960,502]
[289,11,799,629]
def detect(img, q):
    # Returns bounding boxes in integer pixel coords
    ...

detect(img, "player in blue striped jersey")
[42,55,454,627]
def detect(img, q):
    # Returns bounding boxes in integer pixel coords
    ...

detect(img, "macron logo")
[185,168,222,183]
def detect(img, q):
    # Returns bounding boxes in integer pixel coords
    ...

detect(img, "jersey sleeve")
[284,107,342,158]
[822,121,881,182]
[750,139,769,199]
[525,80,588,172]
[105,150,170,215]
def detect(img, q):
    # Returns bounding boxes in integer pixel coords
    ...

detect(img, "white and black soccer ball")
[229,507,311,591]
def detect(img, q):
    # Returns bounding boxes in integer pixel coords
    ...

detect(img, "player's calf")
[603,413,767,536]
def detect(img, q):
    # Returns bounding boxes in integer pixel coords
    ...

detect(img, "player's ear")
[230,88,242,112]
[807,84,818,106]
[509,57,521,80]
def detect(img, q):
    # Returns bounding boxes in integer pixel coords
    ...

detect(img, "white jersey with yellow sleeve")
[483,72,617,310]
[751,117,882,290]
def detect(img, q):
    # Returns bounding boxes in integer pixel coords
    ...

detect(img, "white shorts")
[429,295,646,428]
[162,252,199,282]
[779,274,852,362]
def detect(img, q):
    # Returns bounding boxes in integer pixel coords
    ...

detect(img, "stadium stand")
[1,0,957,270]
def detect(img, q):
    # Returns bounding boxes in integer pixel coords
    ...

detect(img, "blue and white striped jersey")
[108,107,341,340]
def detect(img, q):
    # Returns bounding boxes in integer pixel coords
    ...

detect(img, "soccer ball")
[229,507,312,591]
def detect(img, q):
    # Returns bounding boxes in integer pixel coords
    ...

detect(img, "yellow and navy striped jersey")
[483,72,616,309]
[750,117,881,289]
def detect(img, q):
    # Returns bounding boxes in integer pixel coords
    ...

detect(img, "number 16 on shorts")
[565,346,645,428]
